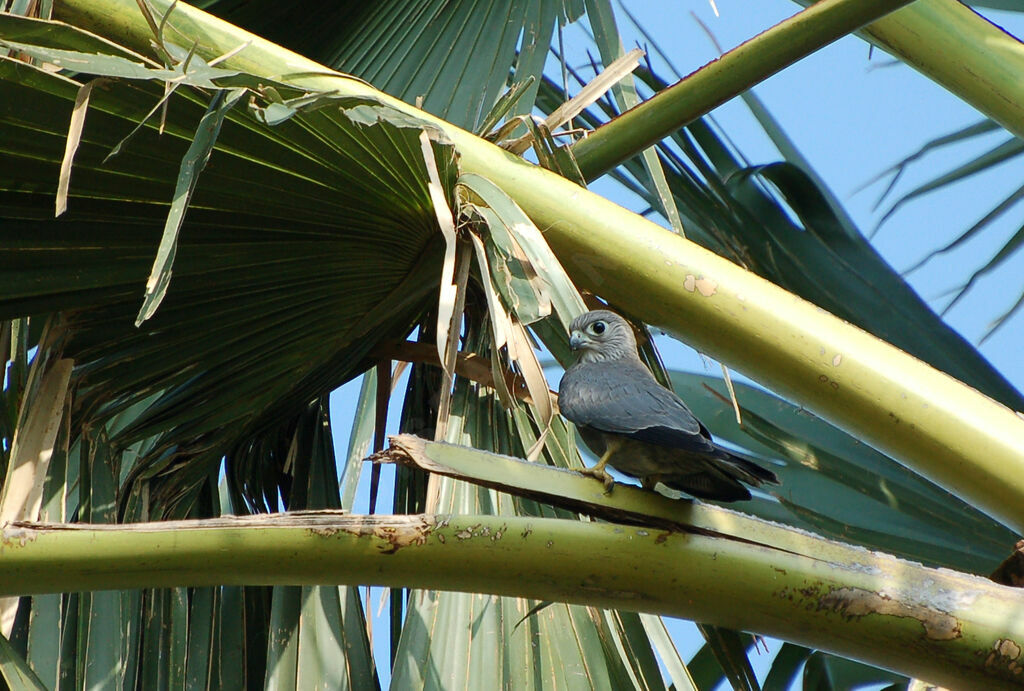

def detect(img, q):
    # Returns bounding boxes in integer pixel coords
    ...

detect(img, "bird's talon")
[580,466,615,492]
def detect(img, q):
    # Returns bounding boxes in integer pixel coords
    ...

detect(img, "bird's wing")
[560,361,716,455]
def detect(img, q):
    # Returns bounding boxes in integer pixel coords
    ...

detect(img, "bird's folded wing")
[560,362,717,455]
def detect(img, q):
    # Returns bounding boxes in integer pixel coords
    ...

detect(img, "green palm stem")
[1,510,1022,690]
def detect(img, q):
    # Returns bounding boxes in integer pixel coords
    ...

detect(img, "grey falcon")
[558,310,779,502]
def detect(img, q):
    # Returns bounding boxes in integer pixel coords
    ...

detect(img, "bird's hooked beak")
[569,330,586,351]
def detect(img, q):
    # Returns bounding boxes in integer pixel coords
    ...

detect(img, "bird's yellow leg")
[580,440,620,493]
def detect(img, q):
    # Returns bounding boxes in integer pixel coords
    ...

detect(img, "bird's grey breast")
[558,360,618,428]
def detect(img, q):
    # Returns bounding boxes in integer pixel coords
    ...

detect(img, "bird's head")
[568,310,639,363]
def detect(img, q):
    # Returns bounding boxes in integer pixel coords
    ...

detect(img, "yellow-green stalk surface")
[2,514,1023,689]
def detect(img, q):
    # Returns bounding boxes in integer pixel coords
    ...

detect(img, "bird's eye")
[589,321,606,335]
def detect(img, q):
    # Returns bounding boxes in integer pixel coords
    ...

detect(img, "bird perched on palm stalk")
[558,310,778,502]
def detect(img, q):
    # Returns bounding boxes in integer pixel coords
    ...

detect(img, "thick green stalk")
[796,0,1024,141]
[570,0,919,179]
[51,0,1024,532]
[1,514,1022,689]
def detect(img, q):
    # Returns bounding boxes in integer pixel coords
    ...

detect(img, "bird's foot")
[580,466,615,494]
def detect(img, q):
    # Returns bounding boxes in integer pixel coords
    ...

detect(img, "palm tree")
[2,0,1023,688]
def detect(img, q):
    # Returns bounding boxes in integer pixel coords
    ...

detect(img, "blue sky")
[330,1,1024,686]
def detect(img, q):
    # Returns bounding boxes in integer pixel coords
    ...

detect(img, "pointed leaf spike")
[420,130,460,373]
[135,87,245,326]
[56,78,104,217]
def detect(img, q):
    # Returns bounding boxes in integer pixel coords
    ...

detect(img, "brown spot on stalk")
[683,274,718,296]
[333,514,435,555]
[0,527,38,548]
[819,587,961,641]
[995,638,1022,660]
